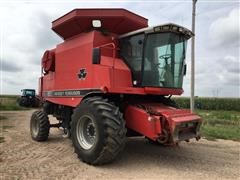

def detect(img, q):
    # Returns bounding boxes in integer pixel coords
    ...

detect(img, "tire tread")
[71,96,126,165]
[30,111,50,141]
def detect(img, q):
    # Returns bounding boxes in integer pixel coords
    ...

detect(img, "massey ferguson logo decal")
[78,68,87,80]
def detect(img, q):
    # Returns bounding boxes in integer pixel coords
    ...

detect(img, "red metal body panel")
[46,97,82,107]
[125,105,162,140]
[41,30,183,107]
[124,103,202,142]
[42,31,98,92]
[144,103,201,133]
[52,9,148,39]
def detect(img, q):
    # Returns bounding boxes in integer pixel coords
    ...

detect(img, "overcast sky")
[0,0,239,97]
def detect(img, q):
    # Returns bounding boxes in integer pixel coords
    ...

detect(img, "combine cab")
[30,9,202,165]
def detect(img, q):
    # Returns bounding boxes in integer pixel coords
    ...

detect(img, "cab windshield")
[142,33,186,88]
[120,32,187,88]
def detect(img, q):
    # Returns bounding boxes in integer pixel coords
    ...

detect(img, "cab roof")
[119,23,193,39]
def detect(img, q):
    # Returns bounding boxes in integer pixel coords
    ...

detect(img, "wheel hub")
[76,115,96,150]
[86,123,95,137]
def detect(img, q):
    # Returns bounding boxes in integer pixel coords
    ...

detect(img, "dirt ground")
[0,110,239,180]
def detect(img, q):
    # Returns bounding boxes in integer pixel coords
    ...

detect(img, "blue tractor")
[18,89,41,107]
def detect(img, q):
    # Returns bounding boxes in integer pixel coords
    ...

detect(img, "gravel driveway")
[0,110,239,180]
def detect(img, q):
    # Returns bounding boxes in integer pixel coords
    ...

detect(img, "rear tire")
[32,98,39,107]
[19,97,29,107]
[71,96,126,165]
[30,111,50,141]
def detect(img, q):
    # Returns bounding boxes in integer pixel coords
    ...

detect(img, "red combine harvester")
[30,9,202,165]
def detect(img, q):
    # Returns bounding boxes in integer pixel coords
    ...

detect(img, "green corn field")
[173,97,240,111]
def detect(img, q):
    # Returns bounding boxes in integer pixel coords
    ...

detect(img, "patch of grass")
[201,125,240,141]
[0,97,28,111]
[0,116,14,143]
[0,103,28,111]
[0,94,19,98]
[0,115,7,120]
[2,125,14,129]
[197,110,240,141]
[0,137,4,143]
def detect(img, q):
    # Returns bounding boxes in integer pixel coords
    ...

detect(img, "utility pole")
[191,0,197,112]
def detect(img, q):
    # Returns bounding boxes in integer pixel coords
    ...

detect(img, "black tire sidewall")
[30,112,39,139]
[71,102,105,163]
[30,111,50,141]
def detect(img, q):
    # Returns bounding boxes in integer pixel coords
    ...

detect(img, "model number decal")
[44,89,102,97]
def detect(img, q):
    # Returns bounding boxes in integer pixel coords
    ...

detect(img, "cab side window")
[119,34,144,83]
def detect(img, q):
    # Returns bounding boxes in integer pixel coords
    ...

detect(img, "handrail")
[98,43,118,58]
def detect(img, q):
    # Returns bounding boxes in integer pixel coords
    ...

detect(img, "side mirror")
[92,48,101,64]
[183,64,187,76]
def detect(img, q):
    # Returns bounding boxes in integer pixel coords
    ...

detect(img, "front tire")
[30,111,50,141]
[71,96,126,165]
